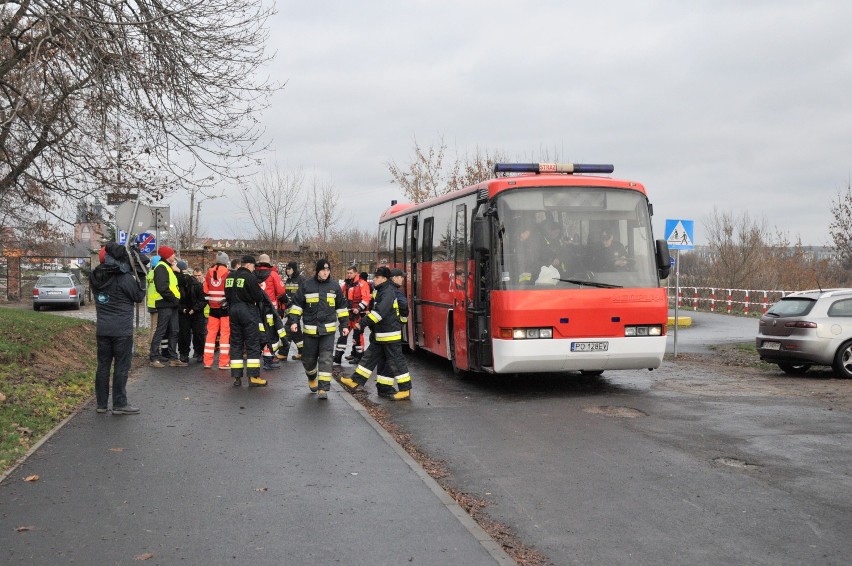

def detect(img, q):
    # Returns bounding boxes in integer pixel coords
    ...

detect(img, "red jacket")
[255,265,286,307]
[341,273,372,316]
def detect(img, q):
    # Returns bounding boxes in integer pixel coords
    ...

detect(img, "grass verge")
[0,308,97,475]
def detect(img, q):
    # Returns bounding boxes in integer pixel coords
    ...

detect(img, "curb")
[668,316,692,327]
[335,384,517,565]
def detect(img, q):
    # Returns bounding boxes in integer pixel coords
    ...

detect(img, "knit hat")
[176,260,188,271]
[257,253,272,266]
[286,261,298,272]
[374,266,392,279]
[158,246,175,260]
[215,251,229,266]
[315,258,330,272]
[241,255,256,265]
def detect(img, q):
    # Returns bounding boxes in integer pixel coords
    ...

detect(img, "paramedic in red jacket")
[203,252,231,369]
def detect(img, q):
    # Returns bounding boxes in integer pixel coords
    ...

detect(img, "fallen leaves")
[24,474,39,482]
[16,525,34,532]
[134,552,155,561]
[109,447,125,452]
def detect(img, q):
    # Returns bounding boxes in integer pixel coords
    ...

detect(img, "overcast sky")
[170,0,852,248]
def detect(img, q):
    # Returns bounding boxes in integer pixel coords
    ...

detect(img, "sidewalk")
[0,358,513,565]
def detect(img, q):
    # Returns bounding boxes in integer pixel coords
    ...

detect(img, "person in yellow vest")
[148,246,186,368]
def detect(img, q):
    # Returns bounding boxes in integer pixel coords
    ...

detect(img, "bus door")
[405,215,418,348]
[451,203,469,370]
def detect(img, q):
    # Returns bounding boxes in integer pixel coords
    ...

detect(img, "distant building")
[74,202,106,250]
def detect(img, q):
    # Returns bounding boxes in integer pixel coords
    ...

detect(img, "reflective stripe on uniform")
[303,324,318,335]
[305,293,319,304]
[290,305,304,315]
[395,373,411,384]
[336,308,348,319]
[375,330,402,342]
[367,311,382,323]
[376,374,395,386]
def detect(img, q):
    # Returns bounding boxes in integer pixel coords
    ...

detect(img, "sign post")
[665,219,695,357]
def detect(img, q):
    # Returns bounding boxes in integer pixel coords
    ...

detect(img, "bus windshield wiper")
[557,278,623,289]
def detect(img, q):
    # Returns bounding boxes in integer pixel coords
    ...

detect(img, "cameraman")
[91,243,145,414]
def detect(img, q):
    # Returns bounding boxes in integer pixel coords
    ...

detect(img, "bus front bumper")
[491,336,665,374]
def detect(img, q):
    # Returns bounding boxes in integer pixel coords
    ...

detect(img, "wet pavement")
[0,350,512,564]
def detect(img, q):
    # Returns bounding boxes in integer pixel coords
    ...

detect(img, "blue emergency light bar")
[493,163,614,174]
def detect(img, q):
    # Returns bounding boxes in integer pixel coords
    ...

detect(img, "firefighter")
[254,253,287,369]
[339,266,412,401]
[203,252,231,370]
[374,267,409,397]
[333,266,372,366]
[225,255,267,387]
[288,258,349,399]
[280,261,305,360]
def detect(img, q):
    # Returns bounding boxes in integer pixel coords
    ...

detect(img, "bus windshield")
[494,186,660,290]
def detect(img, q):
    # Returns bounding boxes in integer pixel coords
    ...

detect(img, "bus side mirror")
[473,217,491,254]
[655,239,670,280]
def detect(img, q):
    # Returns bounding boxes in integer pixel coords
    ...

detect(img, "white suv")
[756,288,852,378]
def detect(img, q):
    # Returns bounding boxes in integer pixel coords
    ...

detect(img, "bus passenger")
[513,224,538,285]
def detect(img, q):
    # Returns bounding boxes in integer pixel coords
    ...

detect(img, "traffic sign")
[116,230,156,253]
[665,219,694,250]
[136,232,157,254]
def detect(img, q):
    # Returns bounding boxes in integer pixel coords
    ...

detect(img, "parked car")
[756,288,852,378]
[32,272,86,311]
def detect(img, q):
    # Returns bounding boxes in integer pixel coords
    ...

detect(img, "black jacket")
[288,275,349,336]
[90,252,145,337]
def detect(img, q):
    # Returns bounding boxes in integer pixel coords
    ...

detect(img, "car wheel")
[580,370,604,377]
[73,297,81,310]
[778,362,811,375]
[33,303,40,312]
[832,341,852,379]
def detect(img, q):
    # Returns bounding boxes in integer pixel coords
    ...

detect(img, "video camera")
[125,240,150,287]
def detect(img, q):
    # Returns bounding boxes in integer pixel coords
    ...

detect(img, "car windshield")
[493,186,660,289]
[37,276,72,288]
[766,298,816,317]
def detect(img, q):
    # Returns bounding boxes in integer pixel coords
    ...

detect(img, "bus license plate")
[571,341,609,352]
[762,341,781,350]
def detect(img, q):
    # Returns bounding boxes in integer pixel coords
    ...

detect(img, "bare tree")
[0,0,277,237]
[307,177,342,249]
[170,211,192,253]
[388,136,506,202]
[703,208,771,289]
[238,166,307,255]
[829,180,852,269]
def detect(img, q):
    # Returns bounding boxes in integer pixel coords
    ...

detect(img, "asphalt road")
[376,312,852,565]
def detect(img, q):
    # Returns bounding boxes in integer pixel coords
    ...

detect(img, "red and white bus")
[377,163,672,375]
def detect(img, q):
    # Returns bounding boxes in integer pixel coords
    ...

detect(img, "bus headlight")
[625,325,663,337]
[503,328,553,339]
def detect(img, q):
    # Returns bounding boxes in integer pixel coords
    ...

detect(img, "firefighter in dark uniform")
[225,255,268,387]
[279,261,306,360]
[339,266,412,401]
[374,268,410,397]
[288,258,349,400]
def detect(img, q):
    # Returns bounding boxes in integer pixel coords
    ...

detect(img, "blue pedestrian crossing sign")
[665,219,694,250]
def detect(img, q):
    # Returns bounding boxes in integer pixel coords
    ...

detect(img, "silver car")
[32,273,86,311]
[756,288,852,378]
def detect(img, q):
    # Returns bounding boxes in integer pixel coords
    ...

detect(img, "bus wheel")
[580,370,604,377]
